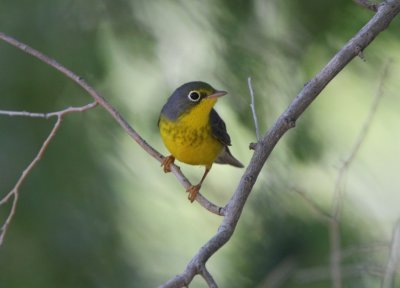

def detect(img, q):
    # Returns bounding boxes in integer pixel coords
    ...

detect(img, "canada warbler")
[158,81,243,202]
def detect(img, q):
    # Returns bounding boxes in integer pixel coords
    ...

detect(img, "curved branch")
[0,33,223,216]
[159,1,400,287]
[0,102,98,244]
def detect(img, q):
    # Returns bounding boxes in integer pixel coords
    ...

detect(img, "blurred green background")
[1,0,400,287]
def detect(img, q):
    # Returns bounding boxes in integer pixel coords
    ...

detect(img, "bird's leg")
[187,166,211,203]
[161,155,175,173]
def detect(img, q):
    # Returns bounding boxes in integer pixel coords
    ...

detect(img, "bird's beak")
[207,90,227,99]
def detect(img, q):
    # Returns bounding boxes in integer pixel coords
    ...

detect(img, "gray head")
[160,81,226,120]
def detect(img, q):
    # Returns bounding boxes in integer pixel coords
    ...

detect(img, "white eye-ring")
[188,90,201,102]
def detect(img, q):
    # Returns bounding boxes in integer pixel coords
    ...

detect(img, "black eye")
[188,90,201,102]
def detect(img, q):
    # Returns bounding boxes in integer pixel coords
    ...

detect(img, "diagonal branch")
[199,265,218,288]
[1,0,399,285]
[0,102,97,245]
[332,61,391,221]
[329,60,390,288]
[159,1,400,287]
[0,32,223,216]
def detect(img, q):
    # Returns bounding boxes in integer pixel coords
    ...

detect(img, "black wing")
[210,109,231,146]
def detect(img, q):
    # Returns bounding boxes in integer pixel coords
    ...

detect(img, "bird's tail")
[214,146,244,168]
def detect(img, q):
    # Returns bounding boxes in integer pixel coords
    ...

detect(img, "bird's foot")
[186,184,201,203]
[161,155,175,173]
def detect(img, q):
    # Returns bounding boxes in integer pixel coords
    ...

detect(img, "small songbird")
[158,81,243,202]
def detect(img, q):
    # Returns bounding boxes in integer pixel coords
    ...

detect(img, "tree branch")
[0,102,98,118]
[0,102,97,244]
[199,265,218,288]
[159,1,400,287]
[248,77,260,142]
[332,60,391,221]
[329,60,390,288]
[354,0,380,12]
[1,0,399,285]
[0,32,223,216]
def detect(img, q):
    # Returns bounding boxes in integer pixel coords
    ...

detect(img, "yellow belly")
[159,115,223,167]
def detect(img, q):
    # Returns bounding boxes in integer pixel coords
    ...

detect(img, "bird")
[158,81,244,202]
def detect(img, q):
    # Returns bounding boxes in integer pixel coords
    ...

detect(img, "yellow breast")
[159,98,223,167]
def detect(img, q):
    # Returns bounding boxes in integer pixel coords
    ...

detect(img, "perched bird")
[158,81,243,202]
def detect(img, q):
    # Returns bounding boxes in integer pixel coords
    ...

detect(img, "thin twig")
[0,102,98,119]
[248,77,260,142]
[382,220,400,288]
[0,110,51,118]
[0,117,62,245]
[0,102,97,245]
[341,242,388,260]
[329,60,391,288]
[295,263,384,284]
[0,0,399,285]
[329,219,342,288]
[260,256,297,288]
[292,188,331,223]
[332,61,391,219]
[0,32,224,216]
